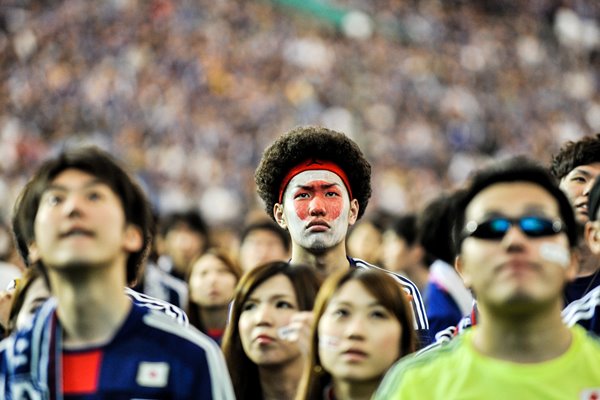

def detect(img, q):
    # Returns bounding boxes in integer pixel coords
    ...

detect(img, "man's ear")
[273,203,287,230]
[348,199,359,226]
[455,255,471,288]
[123,224,144,253]
[585,221,600,255]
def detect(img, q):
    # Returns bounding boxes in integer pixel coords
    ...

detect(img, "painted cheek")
[294,201,310,220]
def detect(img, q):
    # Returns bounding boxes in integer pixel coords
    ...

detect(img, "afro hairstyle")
[255,126,371,221]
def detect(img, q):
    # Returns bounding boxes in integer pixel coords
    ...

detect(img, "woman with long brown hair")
[222,261,322,400]
[297,268,416,400]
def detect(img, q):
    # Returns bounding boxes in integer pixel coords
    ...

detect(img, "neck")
[474,300,572,363]
[48,264,130,349]
[333,379,381,400]
[258,356,303,400]
[198,305,229,331]
[290,242,349,275]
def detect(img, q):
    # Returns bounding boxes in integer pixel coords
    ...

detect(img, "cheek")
[294,201,310,220]
[326,199,343,220]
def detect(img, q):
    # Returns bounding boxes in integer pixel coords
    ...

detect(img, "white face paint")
[278,324,299,341]
[539,242,571,268]
[318,334,341,349]
[281,170,352,253]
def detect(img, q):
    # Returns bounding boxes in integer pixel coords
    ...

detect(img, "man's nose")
[309,195,326,216]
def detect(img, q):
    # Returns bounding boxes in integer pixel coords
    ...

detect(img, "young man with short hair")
[1,147,234,399]
[375,158,600,399]
[255,125,430,345]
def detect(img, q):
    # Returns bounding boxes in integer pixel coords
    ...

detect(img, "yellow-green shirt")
[375,325,600,399]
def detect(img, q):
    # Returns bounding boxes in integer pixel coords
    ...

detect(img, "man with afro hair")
[255,125,430,346]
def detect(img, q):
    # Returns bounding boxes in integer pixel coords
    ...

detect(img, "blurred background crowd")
[0,0,598,232]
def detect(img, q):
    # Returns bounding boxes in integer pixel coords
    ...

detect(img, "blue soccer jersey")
[0,298,234,399]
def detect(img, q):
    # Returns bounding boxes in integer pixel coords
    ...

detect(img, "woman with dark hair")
[222,261,322,400]
[297,268,416,400]
[187,248,241,344]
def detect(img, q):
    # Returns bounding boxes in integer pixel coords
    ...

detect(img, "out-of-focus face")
[457,182,575,314]
[277,170,358,253]
[239,229,289,273]
[32,169,142,271]
[381,230,415,273]
[188,254,237,307]
[163,224,206,274]
[318,280,402,383]
[15,276,51,330]
[559,163,600,224]
[346,222,382,264]
[238,274,302,366]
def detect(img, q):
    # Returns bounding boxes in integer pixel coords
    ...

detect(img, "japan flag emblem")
[136,362,170,388]
[581,389,600,400]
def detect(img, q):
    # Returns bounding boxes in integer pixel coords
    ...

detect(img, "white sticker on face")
[318,334,341,349]
[278,325,299,341]
[539,242,570,268]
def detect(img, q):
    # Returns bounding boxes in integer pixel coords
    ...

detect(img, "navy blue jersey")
[0,298,234,399]
[349,257,431,347]
[562,285,600,336]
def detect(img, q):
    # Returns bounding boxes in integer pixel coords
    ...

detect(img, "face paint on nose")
[292,180,344,222]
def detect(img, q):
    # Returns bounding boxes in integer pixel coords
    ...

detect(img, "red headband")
[278,159,353,203]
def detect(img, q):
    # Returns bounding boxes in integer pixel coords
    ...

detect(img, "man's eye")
[571,176,586,183]
[295,193,310,199]
[325,191,339,197]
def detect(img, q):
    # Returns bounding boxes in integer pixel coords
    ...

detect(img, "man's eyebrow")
[295,182,341,190]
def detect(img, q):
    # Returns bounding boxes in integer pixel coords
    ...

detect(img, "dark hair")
[159,210,209,241]
[12,146,154,285]
[550,134,600,181]
[240,219,291,252]
[418,192,461,266]
[187,248,242,334]
[388,214,419,247]
[297,268,416,400]
[221,261,322,400]
[453,156,578,254]
[255,126,372,220]
[588,177,600,222]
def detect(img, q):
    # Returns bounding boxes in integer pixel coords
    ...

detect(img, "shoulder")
[125,287,189,326]
[133,306,235,399]
[350,257,420,294]
[374,333,468,399]
[562,285,600,326]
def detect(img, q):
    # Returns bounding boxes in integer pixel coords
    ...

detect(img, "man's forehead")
[466,182,559,219]
[286,170,345,189]
[563,163,600,180]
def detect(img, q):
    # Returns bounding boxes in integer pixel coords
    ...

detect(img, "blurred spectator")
[381,214,428,294]
[0,1,597,230]
[238,218,290,273]
[187,248,241,344]
[346,212,387,265]
[419,191,474,339]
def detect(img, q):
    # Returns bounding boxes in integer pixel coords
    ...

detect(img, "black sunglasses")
[463,216,563,241]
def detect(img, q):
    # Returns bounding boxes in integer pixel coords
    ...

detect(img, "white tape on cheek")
[278,325,299,341]
[318,335,341,349]
[539,243,570,268]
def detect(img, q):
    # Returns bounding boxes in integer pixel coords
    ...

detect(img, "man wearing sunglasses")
[375,157,600,399]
